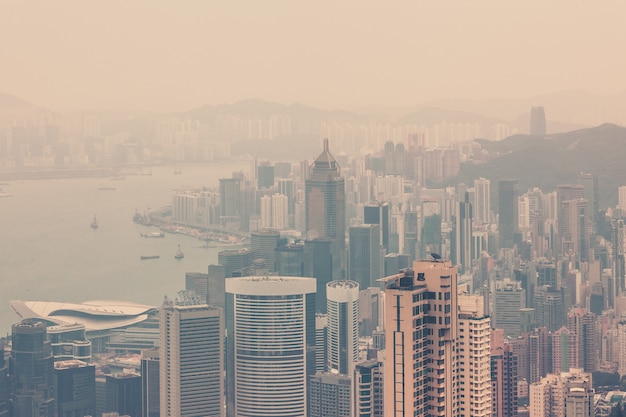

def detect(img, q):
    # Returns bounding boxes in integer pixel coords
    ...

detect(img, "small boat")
[90,216,98,229]
[175,245,184,259]
[140,255,160,260]
[141,232,165,238]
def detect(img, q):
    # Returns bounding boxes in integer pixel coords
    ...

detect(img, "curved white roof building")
[10,300,156,331]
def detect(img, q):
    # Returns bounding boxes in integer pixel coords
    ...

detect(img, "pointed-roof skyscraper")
[306,138,346,282]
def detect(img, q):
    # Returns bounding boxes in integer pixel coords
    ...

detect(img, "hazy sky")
[2,1,625,112]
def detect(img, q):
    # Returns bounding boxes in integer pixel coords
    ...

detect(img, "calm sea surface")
[0,162,249,335]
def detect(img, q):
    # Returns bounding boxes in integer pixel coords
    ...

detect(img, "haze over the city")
[2,0,626,113]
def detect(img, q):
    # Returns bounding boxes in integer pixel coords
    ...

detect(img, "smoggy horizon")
[2,1,626,113]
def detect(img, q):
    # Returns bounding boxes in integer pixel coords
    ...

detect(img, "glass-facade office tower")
[305,139,346,281]
[141,349,159,417]
[54,360,96,417]
[451,194,473,274]
[105,373,141,417]
[226,276,316,417]
[349,224,381,289]
[326,281,359,375]
[160,300,224,417]
[10,319,56,417]
[364,201,390,249]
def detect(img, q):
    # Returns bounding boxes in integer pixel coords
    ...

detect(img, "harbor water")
[0,162,249,335]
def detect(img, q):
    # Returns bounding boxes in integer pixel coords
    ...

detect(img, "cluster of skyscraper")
[8,123,626,416]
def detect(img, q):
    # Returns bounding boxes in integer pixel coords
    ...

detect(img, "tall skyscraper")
[381,259,459,417]
[306,238,333,313]
[10,319,56,417]
[612,219,625,304]
[457,295,492,417]
[257,162,275,188]
[534,285,565,332]
[305,139,346,280]
[358,287,382,337]
[160,298,224,417]
[105,373,141,417]
[276,240,310,277]
[451,193,473,274]
[491,329,518,417]
[493,279,526,337]
[225,276,316,417]
[0,344,8,417]
[530,106,546,136]
[54,360,96,417]
[498,179,519,249]
[567,308,597,373]
[326,281,360,375]
[474,177,491,224]
[219,178,241,221]
[315,314,328,373]
[384,141,395,175]
[349,224,381,290]
[364,201,390,249]
[141,349,160,417]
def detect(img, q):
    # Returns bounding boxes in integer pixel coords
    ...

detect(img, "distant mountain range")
[446,123,626,209]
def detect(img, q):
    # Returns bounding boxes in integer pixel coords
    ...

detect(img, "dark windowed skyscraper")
[219,178,241,220]
[451,193,473,274]
[364,201,390,250]
[0,343,8,417]
[54,360,96,417]
[530,106,546,136]
[10,319,56,417]
[498,179,519,249]
[257,162,275,189]
[306,139,346,280]
[349,224,381,289]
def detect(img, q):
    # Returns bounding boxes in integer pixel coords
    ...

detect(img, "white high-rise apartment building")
[474,177,491,224]
[259,193,289,230]
[159,299,224,417]
[619,185,626,210]
[326,280,359,375]
[272,193,289,230]
[259,194,272,229]
[457,295,492,417]
[225,276,317,417]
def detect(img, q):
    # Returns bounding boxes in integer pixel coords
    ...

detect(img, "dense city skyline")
[3,2,626,416]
